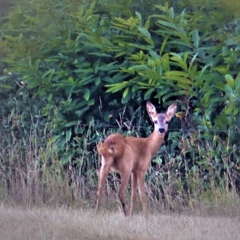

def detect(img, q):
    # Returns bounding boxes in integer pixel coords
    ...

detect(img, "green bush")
[0,0,239,208]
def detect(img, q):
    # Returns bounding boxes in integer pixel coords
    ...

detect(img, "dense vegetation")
[0,0,239,212]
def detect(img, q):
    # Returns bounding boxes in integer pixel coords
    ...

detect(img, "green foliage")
[1,0,116,159]
[0,0,240,205]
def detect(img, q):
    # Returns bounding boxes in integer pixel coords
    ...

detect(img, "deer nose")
[158,128,165,133]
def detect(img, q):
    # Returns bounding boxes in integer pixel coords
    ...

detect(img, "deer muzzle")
[158,128,165,134]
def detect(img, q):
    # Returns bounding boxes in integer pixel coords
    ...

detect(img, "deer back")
[97,133,127,159]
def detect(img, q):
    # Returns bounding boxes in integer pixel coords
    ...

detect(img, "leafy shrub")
[0,0,239,208]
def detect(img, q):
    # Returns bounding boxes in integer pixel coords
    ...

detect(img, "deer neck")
[145,131,165,156]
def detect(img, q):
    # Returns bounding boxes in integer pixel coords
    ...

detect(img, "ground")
[0,206,239,240]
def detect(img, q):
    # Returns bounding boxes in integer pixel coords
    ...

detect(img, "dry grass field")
[0,206,239,240]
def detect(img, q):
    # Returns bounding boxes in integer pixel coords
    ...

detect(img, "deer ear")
[146,101,157,118]
[166,103,177,119]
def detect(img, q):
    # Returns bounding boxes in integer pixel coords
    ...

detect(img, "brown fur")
[97,134,126,159]
[95,101,177,216]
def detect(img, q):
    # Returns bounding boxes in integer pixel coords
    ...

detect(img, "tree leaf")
[144,88,155,100]
[83,88,90,101]
[160,37,169,56]
[123,87,129,99]
[225,74,235,88]
[192,29,200,49]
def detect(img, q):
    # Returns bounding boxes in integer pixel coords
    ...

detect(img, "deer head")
[146,101,177,135]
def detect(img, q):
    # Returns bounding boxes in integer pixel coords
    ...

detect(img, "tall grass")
[146,130,240,216]
[0,120,98,208]
[0,118,240,217]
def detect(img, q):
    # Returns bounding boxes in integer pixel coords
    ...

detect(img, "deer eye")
[154,120,158,124]
[165,121,170,124]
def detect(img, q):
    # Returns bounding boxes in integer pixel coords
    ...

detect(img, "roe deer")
[95,101,177,216]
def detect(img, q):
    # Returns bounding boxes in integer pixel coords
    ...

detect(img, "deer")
[95,101,177,216]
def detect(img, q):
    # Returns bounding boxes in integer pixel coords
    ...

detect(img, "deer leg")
[130,172,137,216]
[118,170,131,216]
[95,157,112,214]
[137,171,148,216]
